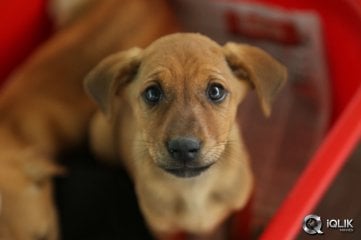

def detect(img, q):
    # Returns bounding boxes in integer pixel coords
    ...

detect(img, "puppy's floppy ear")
[84,47,143,117]
[223,42,287,117]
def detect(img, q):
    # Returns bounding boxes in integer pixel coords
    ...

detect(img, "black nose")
[167,137,201,162]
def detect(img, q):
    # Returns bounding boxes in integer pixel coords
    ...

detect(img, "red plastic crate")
[1,0,360,239]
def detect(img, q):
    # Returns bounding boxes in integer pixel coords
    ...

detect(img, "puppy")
[0,0,178,239]
[85,33,287,238]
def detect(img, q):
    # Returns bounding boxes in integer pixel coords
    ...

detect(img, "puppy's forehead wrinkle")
[145,65,177,82]
[141,62,182,89]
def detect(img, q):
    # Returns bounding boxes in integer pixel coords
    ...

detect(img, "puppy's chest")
[155,178,235,219]
[179,185,212,212]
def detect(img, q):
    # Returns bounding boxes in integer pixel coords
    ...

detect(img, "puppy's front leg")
[89,111,118,165]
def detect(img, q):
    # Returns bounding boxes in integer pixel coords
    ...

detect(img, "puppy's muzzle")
[162,137,212,178]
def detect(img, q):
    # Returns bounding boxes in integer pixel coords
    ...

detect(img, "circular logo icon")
[303,214,324,235]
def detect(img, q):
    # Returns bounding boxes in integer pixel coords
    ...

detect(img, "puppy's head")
[85,33,286,178]
[0,148,63,240]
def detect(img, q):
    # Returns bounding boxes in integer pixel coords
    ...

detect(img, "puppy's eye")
[143,85,163,105]
[207,83,227,103]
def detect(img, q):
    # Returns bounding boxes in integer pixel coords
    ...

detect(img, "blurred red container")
[1,0,360,239]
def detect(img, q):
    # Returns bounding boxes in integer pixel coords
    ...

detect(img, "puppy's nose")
[167,137,201,162]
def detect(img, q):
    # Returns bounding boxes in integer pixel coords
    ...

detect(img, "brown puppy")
[85,33,287,238]
[0,0,178,239]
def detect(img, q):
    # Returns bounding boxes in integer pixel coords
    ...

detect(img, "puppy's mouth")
[161,163,214,178]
